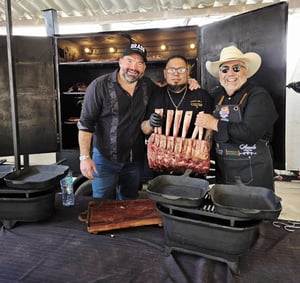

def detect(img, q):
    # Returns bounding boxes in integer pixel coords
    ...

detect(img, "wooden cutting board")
[86,199,162,234]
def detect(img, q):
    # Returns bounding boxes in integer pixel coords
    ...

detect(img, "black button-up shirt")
[78,69,158,163]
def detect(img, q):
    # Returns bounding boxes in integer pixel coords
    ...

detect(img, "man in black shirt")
[141,55,214,176]
[78,43,156,199]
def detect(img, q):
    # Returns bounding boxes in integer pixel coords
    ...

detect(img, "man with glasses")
[141,55,214,177]
[195,45,278,190]
[78,45,200,200]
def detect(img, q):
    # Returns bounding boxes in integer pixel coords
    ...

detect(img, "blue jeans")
[91,148,143,200]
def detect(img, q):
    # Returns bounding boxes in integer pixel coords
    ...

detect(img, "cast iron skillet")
[209,183,282,220]
[146,169,209,207]
[0,164,15,184]
[4,164,69,189]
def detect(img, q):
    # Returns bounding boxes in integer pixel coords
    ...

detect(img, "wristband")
[79,155,90,161]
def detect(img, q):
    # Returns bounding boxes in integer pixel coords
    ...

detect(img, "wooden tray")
[86,199,162,234]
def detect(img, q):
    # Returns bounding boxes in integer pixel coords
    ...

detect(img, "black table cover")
[0,195,299,283]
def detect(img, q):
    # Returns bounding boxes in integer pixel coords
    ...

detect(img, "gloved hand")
[149,113,162,128]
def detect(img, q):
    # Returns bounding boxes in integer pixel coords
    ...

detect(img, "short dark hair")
[165,55,188,66]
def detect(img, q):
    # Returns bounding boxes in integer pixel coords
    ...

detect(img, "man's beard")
[121,68,143,83]
[167,84,186,93]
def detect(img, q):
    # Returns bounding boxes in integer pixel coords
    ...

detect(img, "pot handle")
[161,194,180,200]
[239,208,261,214]
[78,210,88,224]
[234,176,245,186]
[183,169,193,177]
[275,195,282,203]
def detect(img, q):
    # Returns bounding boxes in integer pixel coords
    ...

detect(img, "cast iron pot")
[209,183,282,220]
[4,164,69,189]
[146,169,209,207]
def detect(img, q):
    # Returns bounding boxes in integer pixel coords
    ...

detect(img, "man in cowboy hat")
[195,45,278,190]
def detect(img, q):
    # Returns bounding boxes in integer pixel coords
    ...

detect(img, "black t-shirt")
[145,86,214,138]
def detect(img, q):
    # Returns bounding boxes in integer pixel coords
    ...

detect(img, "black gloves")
[149,113,162,128]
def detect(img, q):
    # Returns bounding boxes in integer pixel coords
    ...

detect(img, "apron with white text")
[213,93,274,190]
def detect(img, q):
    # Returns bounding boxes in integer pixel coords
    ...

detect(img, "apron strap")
[217,96,225,105]
[238,92,248,105]
[217,93,248,106]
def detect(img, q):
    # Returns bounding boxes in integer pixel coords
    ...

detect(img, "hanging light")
[189,43,196,49]
[160,44,168,51]
[84,47,92,54]
[109,46,117,53]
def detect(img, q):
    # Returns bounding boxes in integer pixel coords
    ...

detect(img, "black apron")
[213,93,274,191]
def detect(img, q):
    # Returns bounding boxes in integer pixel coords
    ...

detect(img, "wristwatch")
[79,155,90,161]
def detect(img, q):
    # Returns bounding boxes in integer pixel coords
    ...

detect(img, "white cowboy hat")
[205,45,262,78]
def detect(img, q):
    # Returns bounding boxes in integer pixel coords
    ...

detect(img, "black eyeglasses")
[165,67,187,74]
[219,65,246,74]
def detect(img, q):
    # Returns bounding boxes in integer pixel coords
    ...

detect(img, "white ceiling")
[1,0,298,35]
[0,0,284,22]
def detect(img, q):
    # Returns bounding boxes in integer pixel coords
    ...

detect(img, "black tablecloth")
[0,195,299,283]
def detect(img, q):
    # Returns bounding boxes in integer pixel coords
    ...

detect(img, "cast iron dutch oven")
[209,183,282,220]
[146,169,209,207]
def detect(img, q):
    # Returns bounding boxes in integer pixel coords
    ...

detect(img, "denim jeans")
[91,147,143,200]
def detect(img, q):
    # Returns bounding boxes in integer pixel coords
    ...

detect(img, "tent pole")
[4,0,21,170]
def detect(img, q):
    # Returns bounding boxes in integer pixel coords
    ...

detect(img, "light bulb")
[189,43,196,49]
[84,47,91,54]
[160,44,167,51]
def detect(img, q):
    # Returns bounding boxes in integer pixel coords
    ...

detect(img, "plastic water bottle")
[60,171,75,206]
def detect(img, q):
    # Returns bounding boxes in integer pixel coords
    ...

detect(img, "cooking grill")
[160,194,261,226]
[0,163,69,229]
[0,185,56,229]
[156,194,261,274]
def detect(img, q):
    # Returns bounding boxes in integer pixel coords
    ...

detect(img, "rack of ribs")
[147,108,210,175]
